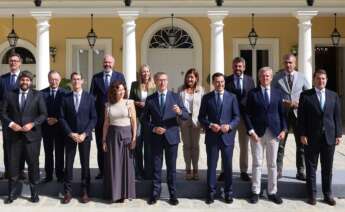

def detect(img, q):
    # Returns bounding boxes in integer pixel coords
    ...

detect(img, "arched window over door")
[149,27,194,49]
[2,47,36,64]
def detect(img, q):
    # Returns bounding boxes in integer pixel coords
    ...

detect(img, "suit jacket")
[298,88,342,145]
[129,81,156,118]
[90,70,126,123]
[1,89,47,142]
[59,91,97,138]
[244,87,287,137]
[272,70,310,117]
[142,91,189,145]
[225,74,255,115]
[177,85,204,127]
[198,90,240,146]
[0,72,20,103]
[40,87,68,134]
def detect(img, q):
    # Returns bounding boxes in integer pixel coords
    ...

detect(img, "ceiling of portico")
[0,0,344,17]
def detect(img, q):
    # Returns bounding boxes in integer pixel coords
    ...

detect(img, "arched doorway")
[0,40,36,76]
[141,18,202,92]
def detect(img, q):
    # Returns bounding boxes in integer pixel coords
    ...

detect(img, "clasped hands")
[69,132,87,143]
[10,122,34,132]
[250,131,286,143]
[210,123,231,134]
[282,99,299,109]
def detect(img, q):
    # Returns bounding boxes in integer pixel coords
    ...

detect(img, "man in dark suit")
[272,53,310,180]
[142,72,189,206]
[198,72,240,204]
[90,54,126,179]
[40,70,68,183]
[224,57,255,181]
[0,53,26,180]
[298,69,342,206]
[245,67,287,204]
[1,70,47,204]
[60,72,97,204]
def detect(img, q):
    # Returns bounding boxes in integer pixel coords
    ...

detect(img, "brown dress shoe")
[62,193,72,204]
[80,192,90,203]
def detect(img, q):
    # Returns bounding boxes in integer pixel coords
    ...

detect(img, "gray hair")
[258,66,273,77]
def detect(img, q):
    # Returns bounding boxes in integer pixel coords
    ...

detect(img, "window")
[2,47,36,64]
[149,27,193,49]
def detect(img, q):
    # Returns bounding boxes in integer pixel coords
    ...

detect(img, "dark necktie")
[216,92,222,114]
[20,92,27,111]
[51,89,56,100]
[236,77,242,94]
[105,74,110,91]
[160,93,165,114]
[288,74,293,90]
[10,74,16,87]
[264,88,269,107]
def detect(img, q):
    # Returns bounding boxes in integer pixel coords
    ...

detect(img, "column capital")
[294,11,318,22]
[31,11,52,21]
[118,10,140,21]
[207,10,228,22]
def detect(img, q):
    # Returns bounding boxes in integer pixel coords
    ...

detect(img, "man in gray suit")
[272,53,311,180]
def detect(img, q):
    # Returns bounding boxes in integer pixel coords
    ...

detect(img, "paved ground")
[0,130,344,211]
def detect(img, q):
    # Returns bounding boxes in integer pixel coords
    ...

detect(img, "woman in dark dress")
[102,81,136,202]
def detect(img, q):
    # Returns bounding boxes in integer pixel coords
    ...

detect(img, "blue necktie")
[264,88,269,107]
[160,93,165,114]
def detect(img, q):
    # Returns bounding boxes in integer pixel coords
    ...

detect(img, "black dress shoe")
[30,194,40,203]
[205,196,214,204]
[250,193,259,204]
[224,196,233,204]
[95,173,103,180]
[40,177,53,184]
[169,197,179,206]
[4,197,15,204]
[324,196,336,206]
[147,196,158,205]
[268,194,283,204]
[296,173,306,181]
[307,197,316,205]
[240,172,251,181]
[217,172,224,182]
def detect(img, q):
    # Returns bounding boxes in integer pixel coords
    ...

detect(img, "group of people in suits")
[0,52,342,206]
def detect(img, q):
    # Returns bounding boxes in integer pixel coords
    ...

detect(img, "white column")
[295,11,318,87]
[118,11,139,91]
[31,11,51,89]
[208,11,228,84]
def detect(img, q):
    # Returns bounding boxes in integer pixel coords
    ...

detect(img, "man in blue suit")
[90,54,126,179]
[245,67,287,204]
[60,72,97,204]
[0,53,25,180]
[298,69,342,206]
[224,57,255,182]
[142,72,189,206]
[198,72,240,204]
[40,70,68,183]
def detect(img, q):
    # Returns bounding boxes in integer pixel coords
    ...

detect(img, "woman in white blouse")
[178,68,204,180]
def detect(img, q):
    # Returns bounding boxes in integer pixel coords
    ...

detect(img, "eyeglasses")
[9,60,20,63]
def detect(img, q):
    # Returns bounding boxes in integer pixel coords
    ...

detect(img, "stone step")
[0,169,344,199]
